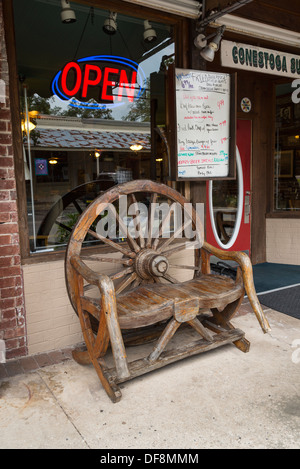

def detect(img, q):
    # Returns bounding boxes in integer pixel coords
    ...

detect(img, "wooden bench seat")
[116,275,244,329]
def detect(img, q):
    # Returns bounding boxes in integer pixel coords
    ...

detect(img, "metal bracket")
[197,0,253,29]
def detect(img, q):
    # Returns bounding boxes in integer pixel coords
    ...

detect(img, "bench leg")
[72,271,126,402]
[91,356,122,403]
[188,317,214,342]
[74,310,123,402]
[101,279,131,381]
[232,337,250,353]
[207,296,250,353]
[72,348,91,365]
[147,319,181,363]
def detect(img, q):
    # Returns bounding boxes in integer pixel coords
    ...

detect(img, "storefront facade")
[204,7,300,266]
[0,0,299,359]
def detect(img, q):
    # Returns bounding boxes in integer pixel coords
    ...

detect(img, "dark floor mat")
[258,285,300,320]
[253,263,300,294]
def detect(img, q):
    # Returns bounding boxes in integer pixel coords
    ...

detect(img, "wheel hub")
[135,249,169,279]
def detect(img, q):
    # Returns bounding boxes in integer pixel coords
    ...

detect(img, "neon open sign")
[51,55,146,110]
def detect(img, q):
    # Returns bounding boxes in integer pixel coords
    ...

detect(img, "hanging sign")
[35,158,48,176]
[173,68,236,180]
[221,40,300,78]
[51,55,146,110]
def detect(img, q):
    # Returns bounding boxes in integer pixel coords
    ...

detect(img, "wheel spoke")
[54,220,73,232]
[72,199,83,214]
[160,240,199,257]
[110,266,134,281]
[132,276,142,288]
[152,204,172,250]
[115,272,138,295]
[157,217,192,253]
[162,273,179,284]
[80,255,133,265]
[169,263,201,272]
[87,229,135,258]
[153,276,163,283]
[147,192,157,248]
[114,205,141,253]
[130,193,145,249]
[83,283,96,293]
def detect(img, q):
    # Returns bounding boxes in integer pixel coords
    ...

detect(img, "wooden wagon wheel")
[65,179,204,327]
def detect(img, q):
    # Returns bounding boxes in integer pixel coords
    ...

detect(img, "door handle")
[244,192,250,224]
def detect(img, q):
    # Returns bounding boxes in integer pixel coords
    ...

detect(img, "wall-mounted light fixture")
[49,159,58,165]
[103,12,117,35]
[143,20,157,43]
[21,120,36,133]
[21,110,38,134]
[194,25,226,62]
[95,151,101,158]
[130,143,143,151]
[60,0,76,24]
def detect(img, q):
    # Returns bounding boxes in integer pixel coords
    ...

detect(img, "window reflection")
[274,82,300,211]
[14,0,174,252]
[212,180,237,244]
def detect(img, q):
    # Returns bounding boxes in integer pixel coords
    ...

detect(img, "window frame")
[266,79,300,220]
[4,0,189,264]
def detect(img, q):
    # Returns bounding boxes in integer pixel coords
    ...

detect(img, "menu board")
[175,68,234,180]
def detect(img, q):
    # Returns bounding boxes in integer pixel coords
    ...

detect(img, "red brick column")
[0,1,27,359]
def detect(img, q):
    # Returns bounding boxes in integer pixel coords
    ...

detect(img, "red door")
[206,119,252,254]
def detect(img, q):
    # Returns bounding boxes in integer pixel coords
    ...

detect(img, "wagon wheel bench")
[65,180,270,402]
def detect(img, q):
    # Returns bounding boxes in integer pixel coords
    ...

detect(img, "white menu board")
[175,69,231,179]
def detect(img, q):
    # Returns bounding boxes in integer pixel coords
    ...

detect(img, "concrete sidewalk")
[0,307,299,449]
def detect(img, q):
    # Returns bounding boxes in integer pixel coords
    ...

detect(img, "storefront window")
[13,0,174,252]
[274,82,300,211]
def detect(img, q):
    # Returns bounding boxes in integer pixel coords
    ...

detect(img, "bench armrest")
[70,255,114,287]
[202,242,271,333]
[70,254,116,295]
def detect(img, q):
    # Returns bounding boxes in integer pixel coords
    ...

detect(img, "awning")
[122,0,201,19]
[29,128,151,151]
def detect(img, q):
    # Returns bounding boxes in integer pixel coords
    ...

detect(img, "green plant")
[57,212,80,244]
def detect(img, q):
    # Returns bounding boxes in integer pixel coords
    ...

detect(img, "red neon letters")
[61,62,82,96]
[60,61,137,102]
[81,64,102,98]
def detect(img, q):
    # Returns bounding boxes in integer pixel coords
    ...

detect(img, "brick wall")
[0,1,27,359]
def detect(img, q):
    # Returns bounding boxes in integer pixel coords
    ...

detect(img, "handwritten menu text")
[175,69,231,179]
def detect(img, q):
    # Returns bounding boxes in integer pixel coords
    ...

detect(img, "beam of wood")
[80,255,133,266]
[147,192,158,248]
[115,272,138,295]
[104,328,246,384]
[87,229,135,258]
[147,319,181,363]
[130,193,145,249]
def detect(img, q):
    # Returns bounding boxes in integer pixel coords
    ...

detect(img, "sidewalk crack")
[37,370,91,448]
